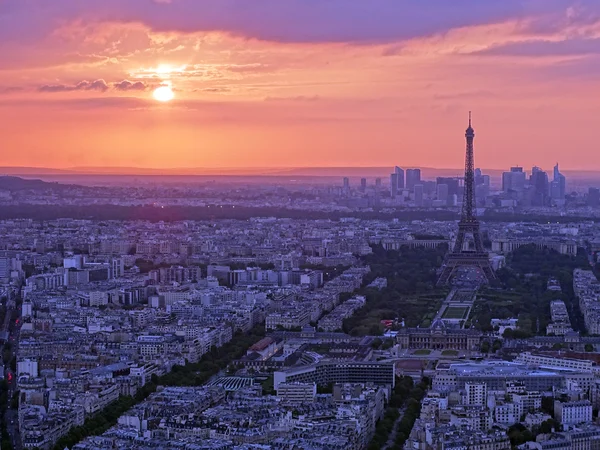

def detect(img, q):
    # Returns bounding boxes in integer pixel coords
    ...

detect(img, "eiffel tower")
[437,112,496,285]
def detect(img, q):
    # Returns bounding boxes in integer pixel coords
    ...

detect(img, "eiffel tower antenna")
[437,112,496,286]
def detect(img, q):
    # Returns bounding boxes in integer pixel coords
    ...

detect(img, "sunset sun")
[153,85,174,102]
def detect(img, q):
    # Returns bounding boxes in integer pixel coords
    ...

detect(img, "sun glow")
[153,85,175,102]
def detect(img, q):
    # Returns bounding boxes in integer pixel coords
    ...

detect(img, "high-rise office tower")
[502,166,526,193]
[552,162,566,200]
[474,168,484,186]
[394,166,405,189]
[531,169,549,206]
[375,178,382,188]
[360,178,367,192]
[437,177,460,198]
[437,183,449,204]
[390,173,398,198]
[406,168,421,191]
[414,184,424,207]
[343,177,350,192]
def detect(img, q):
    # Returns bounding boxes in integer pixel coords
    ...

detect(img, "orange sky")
[1,1,600,170]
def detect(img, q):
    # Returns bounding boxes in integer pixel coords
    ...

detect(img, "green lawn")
[442,306,469,319]
[441,350,459,356]
[413,349,431,355]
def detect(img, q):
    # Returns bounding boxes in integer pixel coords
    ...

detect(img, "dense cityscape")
[4,1,600,450]
[0,116,594,450]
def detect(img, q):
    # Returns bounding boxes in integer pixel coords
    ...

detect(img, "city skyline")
[2,1,600,169]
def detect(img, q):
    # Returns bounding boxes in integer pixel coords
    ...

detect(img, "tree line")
[51,324,266,449]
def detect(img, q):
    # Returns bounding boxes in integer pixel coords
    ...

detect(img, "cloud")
[113,80,149,91]
[264,95,320,102]
[0,0,555,45]
[200,87,231,93]
[0,87,24,95]
[38,79,109,93]
[474,38,600,57]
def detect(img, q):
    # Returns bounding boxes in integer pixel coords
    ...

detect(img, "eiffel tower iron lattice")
[437,112,496,285]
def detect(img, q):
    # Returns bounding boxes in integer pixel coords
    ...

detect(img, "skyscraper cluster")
[389,165,489,208]
[501,164,566,206]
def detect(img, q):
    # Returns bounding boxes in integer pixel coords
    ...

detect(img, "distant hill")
[0,176,79,192]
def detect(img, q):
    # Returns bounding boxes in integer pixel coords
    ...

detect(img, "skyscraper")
[502,166,526,193]
[390,173,398,198]
[551,162,566,200]
[360,177,367,192]
[414,184,424,207]
[406,169,421,191]
[437,183,449,204]
[437,177,460,198]
[395,166,405,189]
[531,169,549,206]
[342,177,350,195]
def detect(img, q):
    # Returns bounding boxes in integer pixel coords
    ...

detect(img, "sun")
[153,85,174,102]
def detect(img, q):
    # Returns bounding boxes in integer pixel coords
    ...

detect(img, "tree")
[540,418,560,434]
[541,396,555,417]
[585,343,594,352]
[492,340,503,352]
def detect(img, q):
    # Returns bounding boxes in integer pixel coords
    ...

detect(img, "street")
[1,286,22,450]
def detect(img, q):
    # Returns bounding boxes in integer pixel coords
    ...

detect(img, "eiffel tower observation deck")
[437,113,496,286]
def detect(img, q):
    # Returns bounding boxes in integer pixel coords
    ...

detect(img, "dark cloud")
[113,80,149,91]
[38,79,109,93]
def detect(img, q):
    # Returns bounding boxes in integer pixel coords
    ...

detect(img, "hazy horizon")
[0,164,597,176]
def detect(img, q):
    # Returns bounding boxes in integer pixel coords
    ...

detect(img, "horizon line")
[0,164,596,174]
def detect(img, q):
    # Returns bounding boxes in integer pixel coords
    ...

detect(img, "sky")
[1,0,600,171]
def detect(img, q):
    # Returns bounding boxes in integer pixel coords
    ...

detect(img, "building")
[531,167,550,206]
[414,184,424,207]
[406,168,421,191]
[555,400,592,426]
[437,183,449,204]
[433,361,570,393]
[396,319,481,351]
[588,187,600,207]
[502,166,526,193]
[394,166,404,190]
[552,162,566,201]
[465,382,487,406]
[274,361,395,390]
[515,352,593,372]
[276,382,316,403]
[492,238,577,256]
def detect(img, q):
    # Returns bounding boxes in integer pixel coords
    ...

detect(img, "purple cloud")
[113,80,149,91]
[474,38,600,57]
[0,0,570,44]
[39,79,109,93]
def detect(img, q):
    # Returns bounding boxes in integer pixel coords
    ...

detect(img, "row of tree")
[367,376,429,450]
[52,324,266,449]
